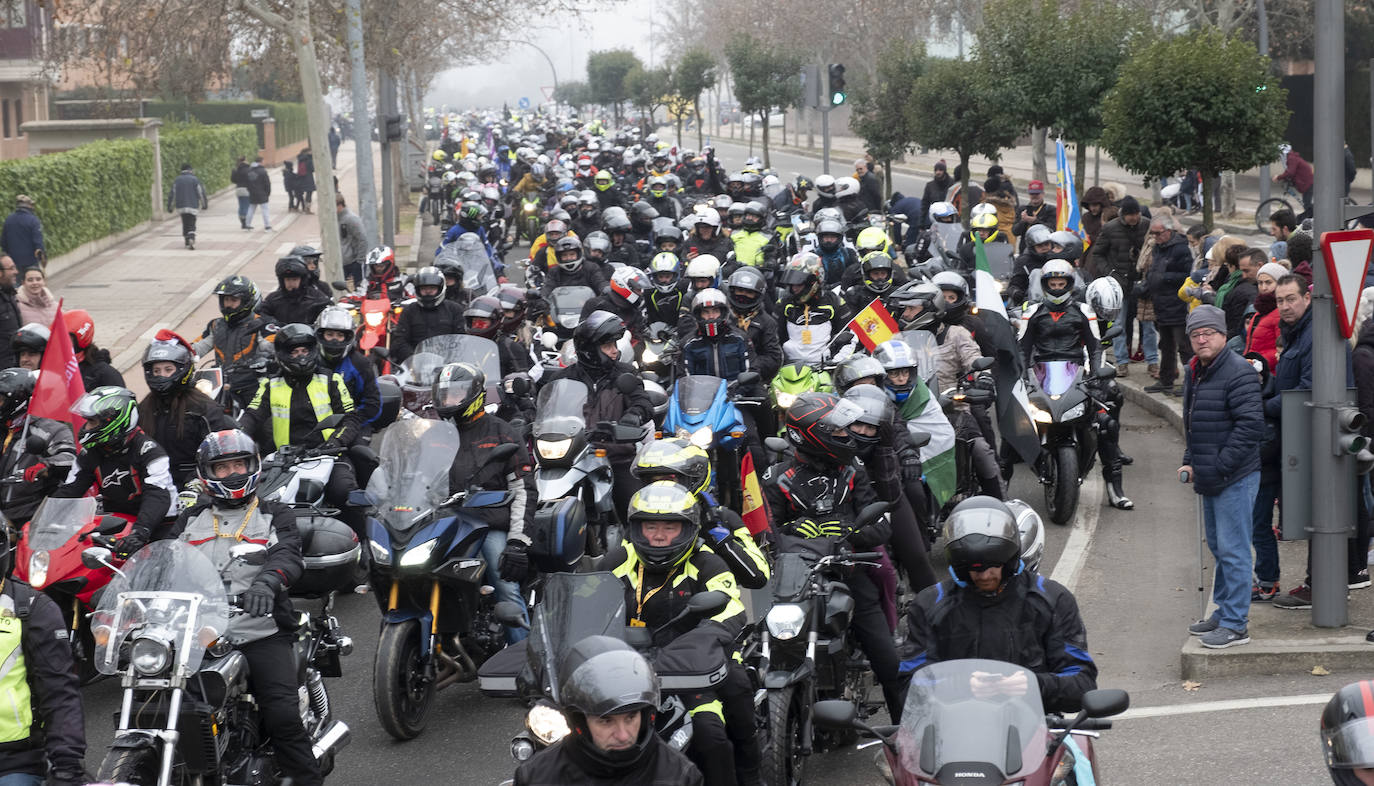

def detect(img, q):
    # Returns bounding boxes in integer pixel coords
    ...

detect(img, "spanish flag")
[847,297,900,351]
[739,451,770,535]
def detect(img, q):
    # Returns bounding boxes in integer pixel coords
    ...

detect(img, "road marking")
[1116,693,1331,721]
[1049,475,1103,593]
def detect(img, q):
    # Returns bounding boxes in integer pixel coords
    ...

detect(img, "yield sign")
[1320,228,1374,339]
[540,86,555,101]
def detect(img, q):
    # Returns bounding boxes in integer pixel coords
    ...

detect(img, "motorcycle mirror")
[373,346,390,361]
[23,435,45,456]
[686,590,729,618]
[541,332,558,349]
[230,542,269,566]
[615,373,641,395]
[971,356,995,372]
[488,443,520,464]
[331,281,349,291]
[812,699,859,730]
[81,546,113,571]
[908,430,932,450]
[764,436,790,455]
[1095,365,1118,380]
[855,500,895,530]
[95,515,128,536]
[493,601,530,629]
[735,371,761,388]
[1080,688,1130,718]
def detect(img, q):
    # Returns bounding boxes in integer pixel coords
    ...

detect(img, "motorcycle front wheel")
[98,744,178,785]
[762,684,809,786]
[374,619,435,740]
[1045,443,1080,525]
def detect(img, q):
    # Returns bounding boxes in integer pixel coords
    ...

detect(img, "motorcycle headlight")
[364,311,385,327]
[765,603,807,641]
[642,346,659,364]
[689,426,713,449]
[131,635,172,676]
[1062,402,1086,421]
[369,539,391,566]
[28,550,49,589]
[526,704,571,745]
[523,203,537,213]
[1030,405,1053,424]
[398,539,438,569]
[775,391,797,409]
[537,438,572,460]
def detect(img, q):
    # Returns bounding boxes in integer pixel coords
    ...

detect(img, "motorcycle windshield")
[675,375,726,416]
[527,571,627,704]
[533,379,589,440]
[897,331,941,389]
[897,659,1047,782]
[27,497,97,551]
[436,238,498,296]
[1036,361,1081,397]
[549,287,595,329]
[366,418,460,531]
[409,334,501,399]
[90,540,228,676]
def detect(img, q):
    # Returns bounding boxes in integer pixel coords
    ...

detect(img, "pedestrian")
[855,157,882,214]
[1143,214,1194,396]
[167,162,209,250]
[296,147,316,214]
[1218,248,1262,340]
[1012,180,1057,254]
[0,257,20,368]
[244,156,272,231]
[1181,304,1264,648]
[328,126,341,167]
[1268,207,1298,262]
[1080,186,1117,260]
[1089,196,1150,374]
[282,161,299,213]
[231,156,252,229]
[920,160,952,229]
[16,266,56,328]
[0,195,45,273]
[336,195,367,286]
[1244,262,1287,370]
[1274,143,1315,222]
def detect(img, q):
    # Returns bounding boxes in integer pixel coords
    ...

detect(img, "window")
[2,100,10,139]
[2,0,26,29]
[13,97,20,133]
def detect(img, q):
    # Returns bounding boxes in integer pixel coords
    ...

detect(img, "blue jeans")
[1202,471,1260,632]
[480,529,529,643]
[1251,477,1280,584]
[1113,319,1159,365]
[0,774,43,786]
[237,194,251,222]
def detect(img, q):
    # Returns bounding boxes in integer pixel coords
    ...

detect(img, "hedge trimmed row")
[0,138,154,258]
[145,100,308,149]
[159,123,258,203]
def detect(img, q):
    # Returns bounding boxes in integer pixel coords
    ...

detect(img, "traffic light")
[828,64,846,106]
[1335,406,1369,457]
[383,114,404,142]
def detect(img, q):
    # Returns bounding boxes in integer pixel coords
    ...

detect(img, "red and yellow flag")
[846,297,900,351]
[739,451,770,535]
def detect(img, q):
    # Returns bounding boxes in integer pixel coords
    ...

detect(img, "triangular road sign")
[541,86,555,101]
[1321,229,1374,338]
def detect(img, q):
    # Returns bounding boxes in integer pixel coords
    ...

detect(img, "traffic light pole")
[1311,0,1351,627]
[379,70,397,248]
[821,106,831,175]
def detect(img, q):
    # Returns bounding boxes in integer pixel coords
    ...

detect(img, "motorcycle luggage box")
[375,376,402,428]
[292,515,361,597]
[528,497,587,574]
[477,639,528,698]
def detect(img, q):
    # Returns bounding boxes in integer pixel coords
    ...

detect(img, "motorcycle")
[661,373,762,512]
[518,192,543,244]
[390,334,500,419]
[770,362,833,429]
[812,659,1129,786]
[435,233,500,296]
[365,417,515,740]
[535,286,595,371]
[85,539,351,785]
[334,285,405,373]
[1026,361,1102,525]
[425,171,446,225]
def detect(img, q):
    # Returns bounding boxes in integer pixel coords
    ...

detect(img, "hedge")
[159,123,258,203]
[0,138,154,258]
[144,100,308,149]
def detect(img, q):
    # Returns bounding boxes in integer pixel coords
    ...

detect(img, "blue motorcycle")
[661,373,762,511]
[366,418,515,741]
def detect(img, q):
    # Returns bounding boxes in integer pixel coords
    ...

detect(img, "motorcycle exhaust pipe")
[312,720,351,761]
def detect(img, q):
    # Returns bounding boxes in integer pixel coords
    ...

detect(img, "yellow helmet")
[856,227,890,256]
[632,438,712,495]
[432,150,448,162]
[970,212,998,231]
[626,481,703,569]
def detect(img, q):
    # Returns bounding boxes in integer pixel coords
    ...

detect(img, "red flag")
[739,450,770,535]
[846,297,900,352]
[30,301,86,432]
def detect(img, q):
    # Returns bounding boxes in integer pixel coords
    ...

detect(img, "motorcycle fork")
[427,580,442,664]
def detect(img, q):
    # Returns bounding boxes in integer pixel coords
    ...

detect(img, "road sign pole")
[1311,0,1350,627]
[820,65,831,175]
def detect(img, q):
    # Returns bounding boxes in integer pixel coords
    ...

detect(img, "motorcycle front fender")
[108,728,161,751]
[763,660,815,690]
[536,467,585,501]
[380,612,435,657]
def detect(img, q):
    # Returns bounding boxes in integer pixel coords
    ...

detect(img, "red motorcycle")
[335,287,406,374]
[812,659,1128,785]
[14,496,135,681]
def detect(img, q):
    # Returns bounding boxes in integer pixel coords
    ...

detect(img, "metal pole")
[1368,60,1373,197]
[379,71,396,249]
[1197,497,1209,620]
[1311,0,1350,627]
[344,0,378,248]
[821,107,831,175]
[510,40,559,92]
[1258,0,1271,205]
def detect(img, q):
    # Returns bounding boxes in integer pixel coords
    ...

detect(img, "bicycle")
[1254,182,1301,232]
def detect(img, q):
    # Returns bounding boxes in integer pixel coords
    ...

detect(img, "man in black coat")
[244,157,272,231]
[1143,218,1194,395]
[919,161,953,229]
[0,257,19,369]
[855,159,883,213]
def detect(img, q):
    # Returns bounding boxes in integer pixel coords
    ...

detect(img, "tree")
[553,81,593,112]
[848,39,925,199]
[587,49,643,125]
[626,65,673,139]
[673,48,718,149]
[724,33,802,168]
[908,58,1022,222]
[1101,27,1288,230]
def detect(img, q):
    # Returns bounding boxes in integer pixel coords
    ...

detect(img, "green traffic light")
[831,91,846,106]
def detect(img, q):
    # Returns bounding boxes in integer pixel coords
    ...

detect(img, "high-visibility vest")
[268,375,335,449]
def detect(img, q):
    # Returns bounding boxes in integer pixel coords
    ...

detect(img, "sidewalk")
[1115,370,1374,679]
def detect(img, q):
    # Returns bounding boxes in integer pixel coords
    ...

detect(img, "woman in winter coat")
[296,148,317,213]
[16,267,57,327]
[1243,262,1288,369]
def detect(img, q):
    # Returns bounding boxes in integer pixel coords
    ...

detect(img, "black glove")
[498,539,529,583]
[241,580,277,617]
[621,412,642,428]
[113,529,148,559]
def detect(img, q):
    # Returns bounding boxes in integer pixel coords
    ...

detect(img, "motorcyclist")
[839,228,902,291]
[53,386,175,555]
[438,201,497,260]
[289,244,334,299]
[363,246,407,302]
[581,266,650,343]
[814,218,857,288]
[259,255,331,329]
[630,202,659,255]
[911,200,963,266]
[594,481,747,786]
[724,267,782,383]
[539,312,653,519]
[842,251,904,314]
[0,367,75,523]
[831,176,869,225]
[542,236,609,299]
[776,252,850,365]
[391,266,466,364]
[571,193,602,240]
[650,222,685,260]
[645,252,689,331]
[592,169,628,211]
[512,637,703,786]
[1008,224,1055,306]
[11,323,46,371]
[1019,260,1103,375]
[192,275,274,410]
[603,208,643,269]
[237,324,369,548]
[955,212,1013,279]
[314,306,384,429]
[644,175,682,221]
[432,362,534,642]
[530,218,576,277]
[1084,277,1134,510]
[899,496,1098,714]
[65,309,125,391]
[727,201,773,271]
[165,429,323,786]
[465,295,534,377]
[676,288,756,382]
[761,393,905,723]
[685,212,731,262]
[138,333,235,489]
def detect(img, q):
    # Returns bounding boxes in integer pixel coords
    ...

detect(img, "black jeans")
[240,632,323,786]
[847,571,905,724]
[179,212,197,240]
[1156,324,1192,385]
[324,458,369,546]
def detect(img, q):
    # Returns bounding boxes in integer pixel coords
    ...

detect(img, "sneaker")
[1252,581,1280,602]
[1200,626,1250,649]
[1273,584,1312,609]
[1188,617,1219,636]
[1148,363,1160,378]
[1165,385,1184,397]
[1350,569,1371,590]
[1132,350,1145,363]
[1144,382,1169,393]
[1117,363,1130,377]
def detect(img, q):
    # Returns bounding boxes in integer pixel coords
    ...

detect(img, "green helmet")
[72,386,140,451]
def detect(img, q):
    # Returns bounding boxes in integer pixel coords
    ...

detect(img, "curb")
[410,210,425,269]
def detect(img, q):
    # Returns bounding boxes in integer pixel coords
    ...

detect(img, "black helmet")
[631,438,712,496]
[841,383,895,449]
[783,392,862,466]
[1322,681,1374,784]
[413,266,447,309]
[214,275,260,323]
[558,635,659,764]
[432,362,486,423]
[554,235,584,272]
[886,281,944,330]
[652,223,683,250]
[143,337,194,396]
[861,251,897,294]
[464,295,503,339]
[71,386,140,452]
[11,323,48,359]
[457,201,487,232]
[274,323,320,382]
[314,306,356,363]
[833,354,886,393]
[275,255,309,288]
[727,266,768,316]
[291,244,323,264]
[943,496,1022,590]
[630,201,658,226]
[196,429,261,505]
[0,368,36,423]
[573,311,625,372]
[626,480,703,569]
[495,285,528,331]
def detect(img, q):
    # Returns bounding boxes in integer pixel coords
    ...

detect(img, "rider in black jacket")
[391,266,466,364]
[137,334,235,488]
[259,256,331,329]
[1019,261,1102,374]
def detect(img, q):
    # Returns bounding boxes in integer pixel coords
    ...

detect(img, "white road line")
[1048,474,1104,593]
[1116,693,1331,721]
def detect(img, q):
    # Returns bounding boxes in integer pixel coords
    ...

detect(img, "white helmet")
[1085,276,1124,323]
[928,201,957,223]
[684,254,721,287]
[835,177,860,199]
[970,202,997,218]
[814,174,837,196]
[1040,259,1076,306]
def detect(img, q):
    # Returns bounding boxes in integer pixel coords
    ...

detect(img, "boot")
[978,474,1004,500]
[1106,474,1134,510]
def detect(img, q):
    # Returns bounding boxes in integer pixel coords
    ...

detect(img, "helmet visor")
[1326,722,1374,768]
[823,398,864,431]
